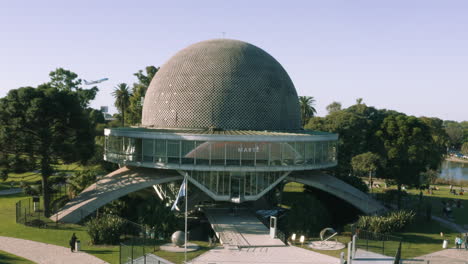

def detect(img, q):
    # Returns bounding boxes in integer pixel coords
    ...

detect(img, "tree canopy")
[48,68,98,107]
[298,96,317,128]
[126,66,159,125]
[0,85,95,215]
[112,83,131,127]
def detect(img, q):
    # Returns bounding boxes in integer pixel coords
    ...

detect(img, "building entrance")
[230,174,244,203]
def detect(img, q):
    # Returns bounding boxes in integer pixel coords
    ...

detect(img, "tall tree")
[48,68,98,107]
[112,83,131,127]
[461,142,468,155]
[299,96,317,127]
[376,114,441,208]
[351,152,381,192]
[326,101,342,114]
[444,121,464,149]
[0,85,94,216]
[127,66,159,125]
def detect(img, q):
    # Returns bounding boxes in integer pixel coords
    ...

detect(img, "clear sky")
[1,0,467,121]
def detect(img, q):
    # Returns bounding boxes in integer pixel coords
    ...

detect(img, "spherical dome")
[142,39,301,131]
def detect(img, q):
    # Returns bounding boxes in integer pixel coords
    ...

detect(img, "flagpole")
[184,174,188,263]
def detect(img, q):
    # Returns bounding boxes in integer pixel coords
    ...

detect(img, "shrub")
[86,214,125,245]
[283,195,331,236]
[336,174,369,193]
[356,210,415,234]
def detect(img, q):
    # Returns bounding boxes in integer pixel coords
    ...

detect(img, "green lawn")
[0,193,119,263]
[282,183,462,259]
[371,182,468,227]
[0,193,210,264]
[0,250,34,264]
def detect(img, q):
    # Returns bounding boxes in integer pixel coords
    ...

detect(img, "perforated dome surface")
[141,39,301,131]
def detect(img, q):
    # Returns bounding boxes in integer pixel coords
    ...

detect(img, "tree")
[112,83,131,127]
[48,68,98,107]
[127,66,159,125]
[326,101,342,115]
[0,85,95,216]
[351,152,381,192]
[462,142,468,155]
[299,96,317,127]
[283,194,331,236]
[444,121,464,149]
[376,114,441,208]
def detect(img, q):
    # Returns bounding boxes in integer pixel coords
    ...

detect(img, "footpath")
[0,236,107,264]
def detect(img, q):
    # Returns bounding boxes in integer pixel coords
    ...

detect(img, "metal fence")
[119,236,174,264]
[15,193,76,228]
[15,197,45,226]
[354,229,403,258]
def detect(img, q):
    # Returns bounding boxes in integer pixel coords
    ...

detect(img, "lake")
[439,160,468,181]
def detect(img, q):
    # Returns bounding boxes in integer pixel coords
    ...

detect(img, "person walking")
[464,233,468,250]
[69,233,77,252]
[455,235,462,249]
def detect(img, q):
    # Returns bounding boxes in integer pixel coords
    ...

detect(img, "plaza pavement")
[190,245,341,264]
[0,236,108,264]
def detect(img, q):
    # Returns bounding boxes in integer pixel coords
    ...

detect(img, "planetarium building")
[55,39,384,224]
[104,39,337,203]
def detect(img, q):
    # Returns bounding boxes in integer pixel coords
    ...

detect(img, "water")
[439,160,468,181]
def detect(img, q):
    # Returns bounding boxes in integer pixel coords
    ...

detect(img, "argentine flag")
[171,177,187,211]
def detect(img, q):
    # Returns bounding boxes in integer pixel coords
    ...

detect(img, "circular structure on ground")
[142,38,301,131]
[171,231,185,246]
[160,242,199,253]
[307,241,346,251]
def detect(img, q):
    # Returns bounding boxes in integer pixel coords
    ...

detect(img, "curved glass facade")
[104,135,337,171]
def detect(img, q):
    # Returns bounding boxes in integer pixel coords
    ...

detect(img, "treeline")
[0,66,156,216]
[303,99,463,206]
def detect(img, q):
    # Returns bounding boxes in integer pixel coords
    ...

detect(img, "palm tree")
[112,83,131,126]
[299,96,317,127]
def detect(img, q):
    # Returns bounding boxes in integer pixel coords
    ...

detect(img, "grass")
[0,193,119,263]
[0,250,34,264]
[371,182,468,226]
[282,182,463,259]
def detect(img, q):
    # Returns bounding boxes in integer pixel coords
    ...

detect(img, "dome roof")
[141,39,301,131]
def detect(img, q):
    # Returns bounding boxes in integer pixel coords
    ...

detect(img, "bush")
[86,214,125,245]
[283,195,331,236]
[357,210,415,234]
[336,174,369,193]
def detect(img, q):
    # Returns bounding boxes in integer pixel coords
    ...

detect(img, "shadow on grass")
[82,249,116,255]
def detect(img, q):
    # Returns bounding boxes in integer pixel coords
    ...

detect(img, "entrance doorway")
[230,175,244,203]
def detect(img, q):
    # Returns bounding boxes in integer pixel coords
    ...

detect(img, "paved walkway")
[414,248,468,263]
[0,188,22,196]
[51,166,182,223]
[0,236,107,264]
[190,245,340,264]
[204,208,284,247]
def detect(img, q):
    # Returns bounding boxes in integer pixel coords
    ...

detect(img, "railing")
[353,229,403,258]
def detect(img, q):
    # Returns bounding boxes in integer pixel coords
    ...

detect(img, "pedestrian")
[69,233,77,252]
[464,233,468,250]
[455,235,462,249]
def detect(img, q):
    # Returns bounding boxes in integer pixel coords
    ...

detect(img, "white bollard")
[347,241,353,264]
[352,235,357,259]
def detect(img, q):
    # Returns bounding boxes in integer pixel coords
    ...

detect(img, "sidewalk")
[0,236,108,264]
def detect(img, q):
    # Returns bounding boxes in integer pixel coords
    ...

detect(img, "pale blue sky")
[1,0,467,121]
